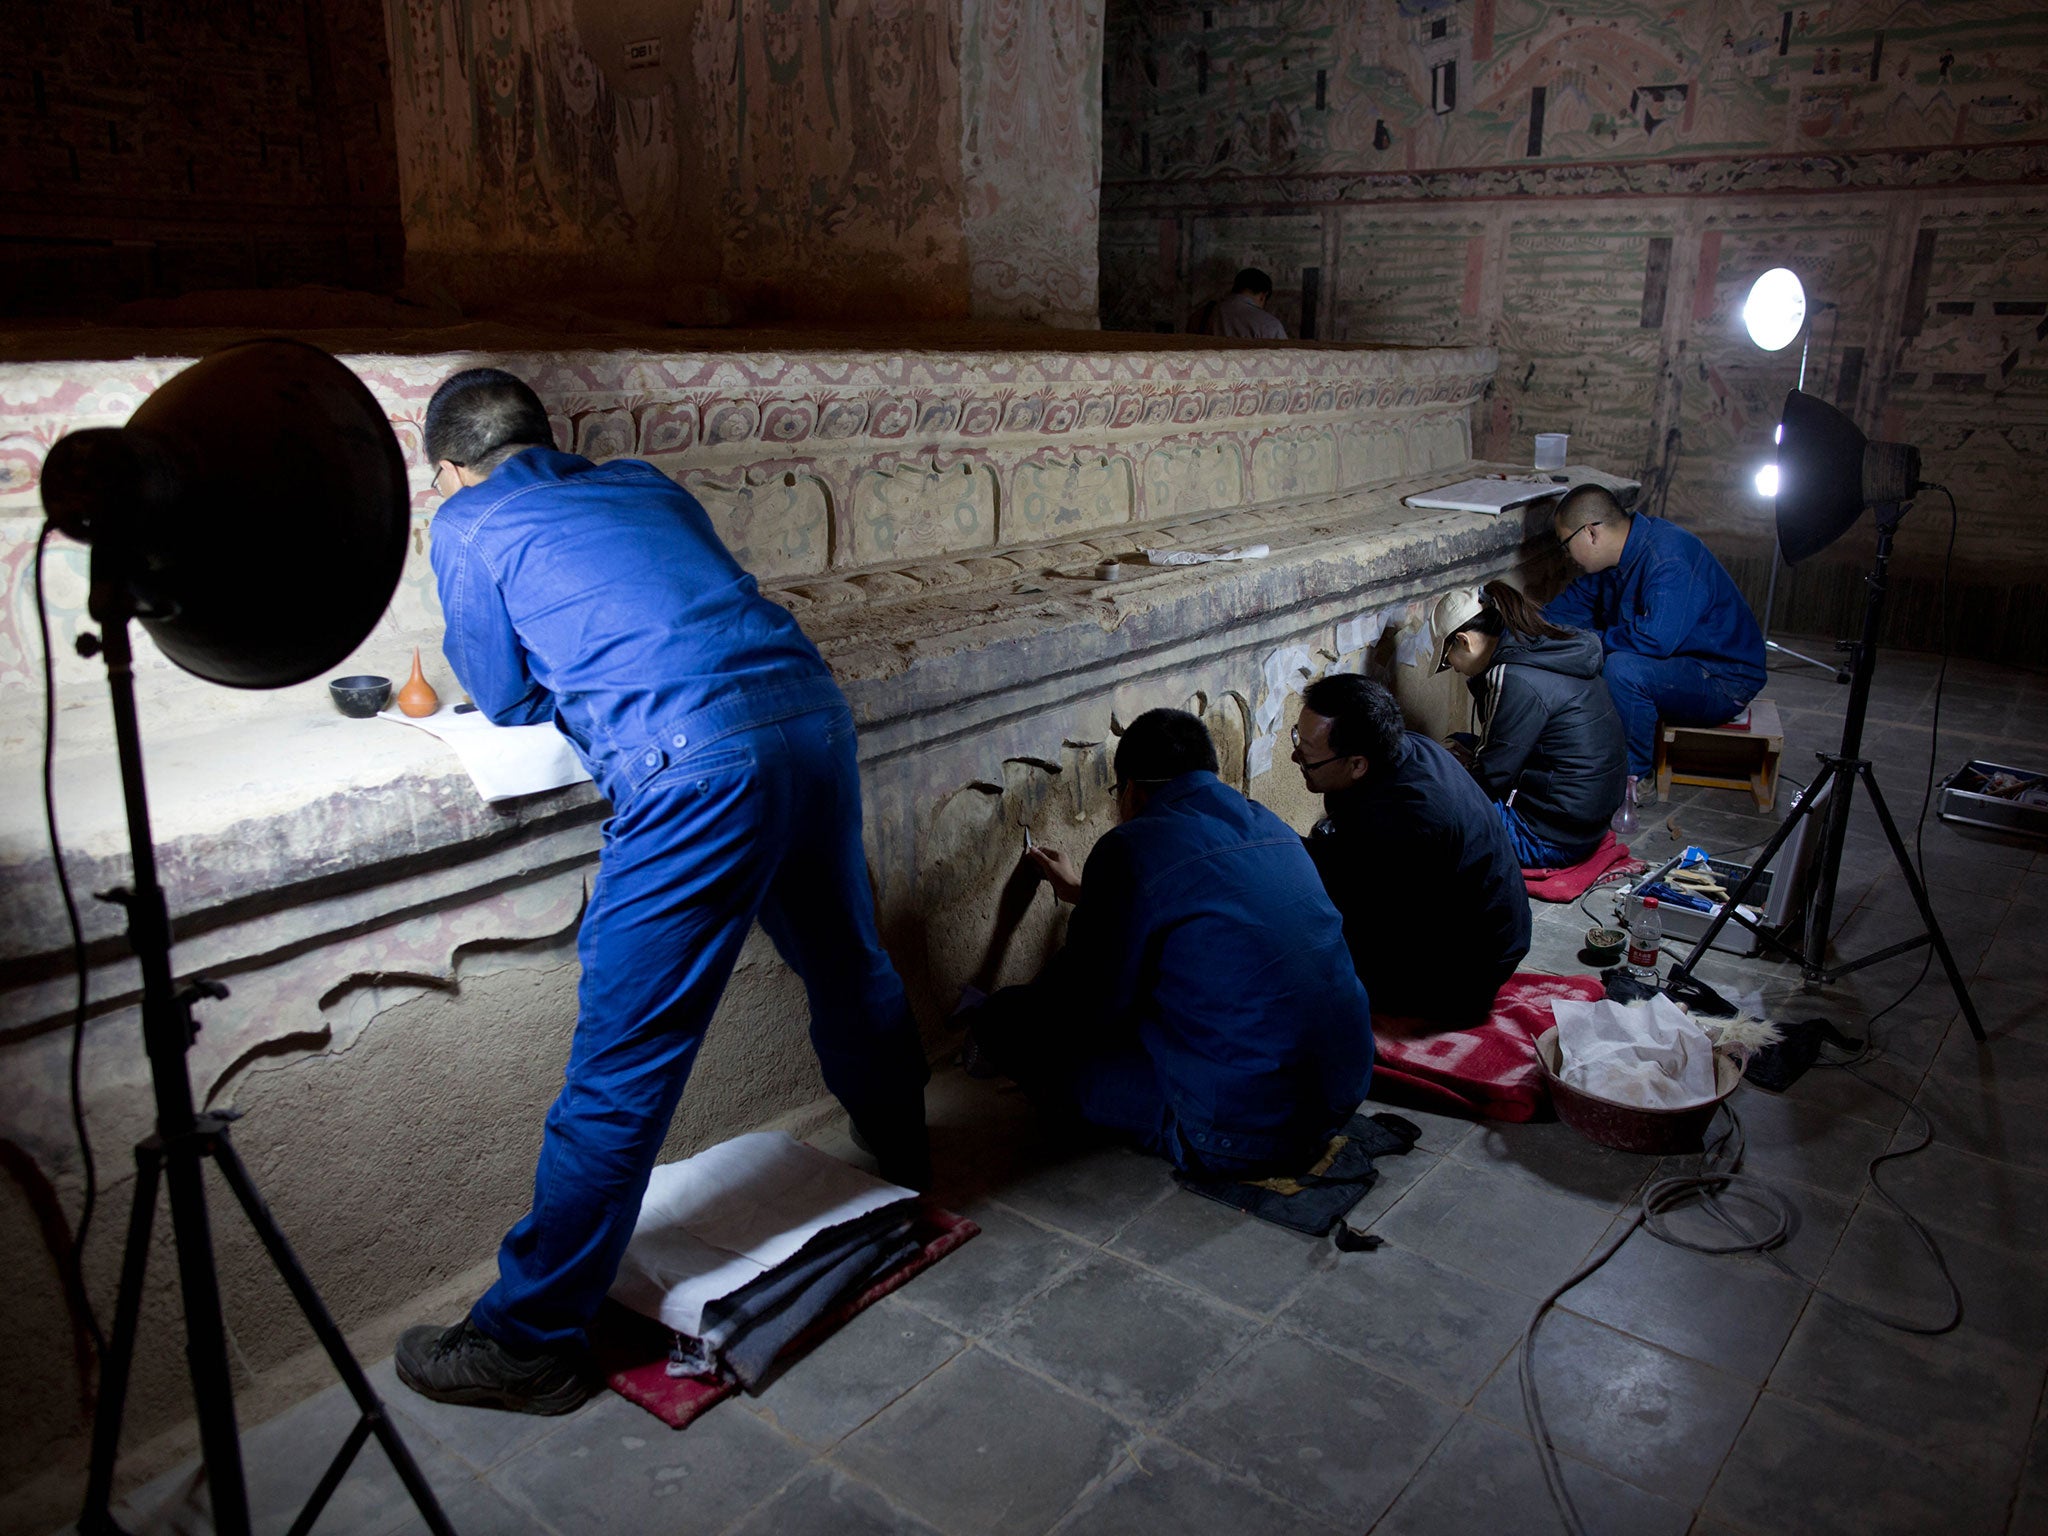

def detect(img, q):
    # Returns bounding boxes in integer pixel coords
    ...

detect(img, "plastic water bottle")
[1627,895,1663,983]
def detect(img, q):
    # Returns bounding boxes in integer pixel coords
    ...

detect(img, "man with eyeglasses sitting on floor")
[1293,674,1531,1030]
[960,708,1373,1180]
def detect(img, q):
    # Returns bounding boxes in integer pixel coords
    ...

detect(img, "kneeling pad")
[1174,1112,1421,1237]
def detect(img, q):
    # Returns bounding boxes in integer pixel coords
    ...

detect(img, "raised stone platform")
[0,331,1561,1509]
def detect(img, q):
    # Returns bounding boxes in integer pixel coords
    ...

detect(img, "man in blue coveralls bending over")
[1544,484,1766,805]
[396,369,929,1415]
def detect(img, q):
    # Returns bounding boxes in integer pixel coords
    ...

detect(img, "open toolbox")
[1938,760,2048,839]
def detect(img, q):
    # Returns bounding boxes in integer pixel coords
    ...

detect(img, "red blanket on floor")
[1522,830,1646,901]
[594,1197,979,1430]
[1369,973,1607,1122]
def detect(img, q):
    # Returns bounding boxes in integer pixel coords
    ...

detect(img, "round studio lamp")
[39,339,408,688]
[1743,267,1807,352]
[1772,389,1924,564]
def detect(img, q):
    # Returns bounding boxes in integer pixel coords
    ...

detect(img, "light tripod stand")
[41,340,454,1536]
[1664,391,1984,1042]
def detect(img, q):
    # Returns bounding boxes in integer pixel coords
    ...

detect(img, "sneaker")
[394,1318,595,1415]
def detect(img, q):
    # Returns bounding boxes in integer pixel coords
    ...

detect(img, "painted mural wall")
[1102,0,2048,656]
[382,0,1105,324]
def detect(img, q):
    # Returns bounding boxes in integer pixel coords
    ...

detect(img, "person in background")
[962,709,1372,1179]
[395,368,929,1416]
[1543,485,1766,808]
[1294,674,1531,1028]
[1435,580,1629,867]
[1188,267,1289,340]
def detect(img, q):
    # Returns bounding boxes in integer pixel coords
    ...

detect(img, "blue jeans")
[1495,800,1573,869]
[470,705,928,1352]
[1603,652,1755,779]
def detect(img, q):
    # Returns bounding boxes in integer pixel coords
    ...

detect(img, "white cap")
[1433,587,1486,672]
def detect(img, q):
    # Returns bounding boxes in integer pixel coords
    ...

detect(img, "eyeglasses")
[1558,518,1603,553]
[1289,725,1342,772]
[431,461,463,495]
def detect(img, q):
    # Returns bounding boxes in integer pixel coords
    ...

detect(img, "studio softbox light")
[1772,389,1922,564]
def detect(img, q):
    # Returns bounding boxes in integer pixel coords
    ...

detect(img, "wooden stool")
[1655,698,1783,811]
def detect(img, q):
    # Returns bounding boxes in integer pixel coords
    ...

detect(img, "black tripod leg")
[209,1131,457,1536]
[79,1143,163,1535]
[1855,764,1987,1042]
[162,1132,253,1536]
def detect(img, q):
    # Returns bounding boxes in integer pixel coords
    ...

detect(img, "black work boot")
[847,1112,932,1192]
[394,1318,596,1415]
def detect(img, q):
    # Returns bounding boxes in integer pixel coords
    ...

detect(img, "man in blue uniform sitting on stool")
[1543,484,1767,806]
[964,709,1373,1179]
[396,369,930,1415]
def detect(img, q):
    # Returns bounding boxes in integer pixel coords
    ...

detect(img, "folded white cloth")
[1552,993,1720,1111]
[609,1132,915,1337]
[381,706,592,802]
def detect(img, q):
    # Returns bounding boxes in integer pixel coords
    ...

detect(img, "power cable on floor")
[1524,488,1969,1535]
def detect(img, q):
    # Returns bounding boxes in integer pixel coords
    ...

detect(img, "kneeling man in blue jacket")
[965,709,1373,1180]
[1543,485,1766,797]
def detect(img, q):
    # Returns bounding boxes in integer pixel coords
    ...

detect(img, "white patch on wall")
[1336,609,1388,658]
[1249,642,1318,780]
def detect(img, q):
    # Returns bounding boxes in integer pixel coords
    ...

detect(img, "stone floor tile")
[1161,1327,1456,1530]
[1959,976,2048,1045]
[1854,1137,2048,1258]
[1830,900,1994,977]
[990,1142,1177,1244]
[1913,1071,2048,1171]
[1356,1099,1477,1157]
[1773,1053,1922,1131]
[1560,1223,1810,1385]
[1765,1300,2042,1458]
[1050,1438,1332,1536]
[742,1297,965,1448]
[724,1465,938,1536]
[1278,1240,1526,1404]
[1106,1185,1330,1315]
[1372,1411,1693,1536]
[489,1389,809,1536]
[1369,1158,1615,1298]
[1720,1087,1893,1198]
[1930,1023,2048,1109]
[120,1378,497,1536]
[1704,1393,2016,1536]
[1635,1165,1857,1282]
[371,1353,562,1474]
[833,1347,1131,1536]
[888,1201,1085,1338]
[1470,1311,1756,1508]
[1452,1118,1658,1209]
[987,1253,1260,1424]
[1819,1196,2048,1350]
[1339,1141,1440,1230]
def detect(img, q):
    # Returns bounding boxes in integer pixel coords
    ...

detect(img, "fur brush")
[1702,1013,1783,1065]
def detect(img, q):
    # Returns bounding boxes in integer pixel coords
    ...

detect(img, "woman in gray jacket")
[1436,580,1629,867]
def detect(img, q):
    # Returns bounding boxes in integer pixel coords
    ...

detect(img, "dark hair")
[1474,579,1575,645]
[1231,267,1274,297]
[1114,709,1219,786]
[1553,483,1628,534]
[424,368,554,470]
[1299,674,1404,761]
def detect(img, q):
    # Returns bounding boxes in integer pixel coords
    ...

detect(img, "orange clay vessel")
[397,647,440,717]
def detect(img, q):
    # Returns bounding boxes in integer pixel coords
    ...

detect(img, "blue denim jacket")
[1543,513,1767,691]
[1063,772,1374,1165]
[428,448,843,804]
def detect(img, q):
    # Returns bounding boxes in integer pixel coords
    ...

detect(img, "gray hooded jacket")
[1466,629,1629,861]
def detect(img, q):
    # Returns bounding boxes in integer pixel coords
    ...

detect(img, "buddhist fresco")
[1101,0,2048,653]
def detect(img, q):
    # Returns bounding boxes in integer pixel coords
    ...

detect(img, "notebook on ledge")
[1403,477,1571,515]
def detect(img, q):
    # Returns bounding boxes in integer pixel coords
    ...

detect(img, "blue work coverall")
[430,448,928,1352]
[1543,513,1767,778]
[974,772,1374,1177]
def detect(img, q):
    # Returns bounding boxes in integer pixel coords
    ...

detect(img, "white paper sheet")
[381,706,593,803]
[1336,610,1387,656]
[1141,543,1271,566]
[1552,994,1719,1110]
[1402,477,1569,514]
[608,1132,916,1335]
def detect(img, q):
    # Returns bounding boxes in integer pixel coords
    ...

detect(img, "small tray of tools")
[1938,760,2048,839]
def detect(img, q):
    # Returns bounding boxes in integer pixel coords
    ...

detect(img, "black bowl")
[330,674,392,718]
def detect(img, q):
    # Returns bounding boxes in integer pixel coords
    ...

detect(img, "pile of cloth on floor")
[607,1131,922,1389]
